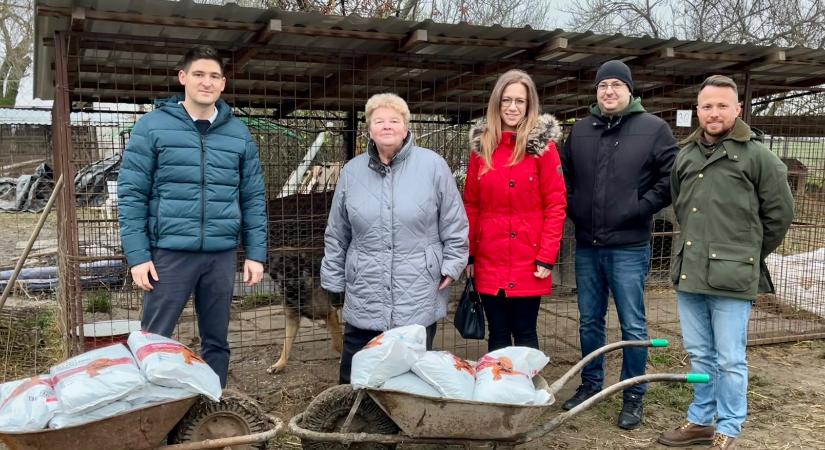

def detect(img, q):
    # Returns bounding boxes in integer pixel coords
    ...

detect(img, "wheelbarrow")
[0,389,284,450]
[289,339,710,449]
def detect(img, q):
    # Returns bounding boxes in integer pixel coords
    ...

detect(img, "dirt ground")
[2,210,824,448]
[238,338,825,449]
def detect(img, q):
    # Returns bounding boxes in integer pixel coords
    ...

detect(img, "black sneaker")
[562,384,600,411]
[617,393,644,430]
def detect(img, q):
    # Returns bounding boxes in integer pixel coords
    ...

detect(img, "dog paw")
[267,362,286,374]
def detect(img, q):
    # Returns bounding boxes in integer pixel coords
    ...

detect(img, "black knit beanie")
[595,60,634,94]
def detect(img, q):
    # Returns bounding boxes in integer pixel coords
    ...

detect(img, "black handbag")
[454,278,486,339]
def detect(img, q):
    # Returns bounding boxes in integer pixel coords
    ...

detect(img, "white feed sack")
[351,324,427,389]
[380,372,443,398]
[411,351,475,400]
[50,343,145,414]
[127,331,221,401]
[472,346,552,405]
[124,382,194,408]
[48,401,132,429]
[0,375,58,432]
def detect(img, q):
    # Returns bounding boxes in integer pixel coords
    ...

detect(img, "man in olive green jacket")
[659,75,794,450]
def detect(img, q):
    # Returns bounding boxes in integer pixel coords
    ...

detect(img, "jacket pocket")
[424,246,443,281]
[345,248,358,283]
[670,237,684,285]
[706,243,758,292]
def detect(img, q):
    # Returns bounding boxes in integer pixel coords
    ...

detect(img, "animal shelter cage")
[3,0,823,392]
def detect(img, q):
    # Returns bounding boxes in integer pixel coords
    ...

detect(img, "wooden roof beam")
[656,47,750,63]
[37,5,260,31]
[70,7,86,32]
[226,19,283,78]
[536,37,649,61]
[400,29,428,53]
[725,50,786,71]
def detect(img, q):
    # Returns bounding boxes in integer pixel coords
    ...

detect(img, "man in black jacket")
[560,60,678,429]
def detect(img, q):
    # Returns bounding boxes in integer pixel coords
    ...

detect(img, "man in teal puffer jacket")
[118,46,267,387]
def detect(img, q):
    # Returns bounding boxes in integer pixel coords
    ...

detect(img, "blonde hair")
[365,93,411,127]
[479,70,542,172]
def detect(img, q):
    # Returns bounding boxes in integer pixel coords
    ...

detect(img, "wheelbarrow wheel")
[169,389,269,450]
[300,384,399,450]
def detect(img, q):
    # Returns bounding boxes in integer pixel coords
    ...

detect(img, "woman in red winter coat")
[464,69,567,352]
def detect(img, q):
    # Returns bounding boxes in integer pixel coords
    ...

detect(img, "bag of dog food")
[380,372,442,398]
[472,346,551,405]
[48,400,132,429]
[124,382,195,408]
[351,324,426,389]
[50,344,145,414]
[127,331,221,401]
[411,351,475,400]
[0,375,57,431]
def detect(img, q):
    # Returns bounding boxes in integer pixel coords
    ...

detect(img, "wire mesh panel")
[15,8,825,401]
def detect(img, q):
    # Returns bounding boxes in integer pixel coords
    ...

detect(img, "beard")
[701,122,732,138]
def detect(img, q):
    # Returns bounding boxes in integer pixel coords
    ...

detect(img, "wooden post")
[743,71,753,123]
[344,111,357,161]
[52,31,84,356]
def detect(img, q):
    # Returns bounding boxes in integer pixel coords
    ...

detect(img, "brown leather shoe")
[710,433,737,449]
[657,422,715,446]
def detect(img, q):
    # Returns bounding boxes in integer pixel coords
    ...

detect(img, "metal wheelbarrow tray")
[289,339,710,447]
[0,392,284,450]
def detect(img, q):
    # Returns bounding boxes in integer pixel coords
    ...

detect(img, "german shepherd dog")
[265,192,343,374]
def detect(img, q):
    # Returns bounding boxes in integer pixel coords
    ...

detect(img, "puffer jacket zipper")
[199,135,206,251]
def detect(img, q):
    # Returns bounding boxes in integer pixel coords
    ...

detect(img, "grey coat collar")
[367,132,415,176]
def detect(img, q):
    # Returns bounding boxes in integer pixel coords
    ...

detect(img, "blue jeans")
[575,243,651,398]
[677,292,751,438]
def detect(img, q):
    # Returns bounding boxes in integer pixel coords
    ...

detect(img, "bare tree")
[232,0,556,27]
[0,0,32,106]
[564,0,825,115]
[564,0,672,38]
[564,0,825,47]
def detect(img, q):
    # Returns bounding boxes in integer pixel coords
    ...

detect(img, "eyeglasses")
[597,82,627,92]
[501,97,527,108]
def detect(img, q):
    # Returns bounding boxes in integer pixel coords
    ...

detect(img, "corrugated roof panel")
[34,0,825,117]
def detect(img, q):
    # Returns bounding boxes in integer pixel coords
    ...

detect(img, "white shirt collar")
[179,101,218,123]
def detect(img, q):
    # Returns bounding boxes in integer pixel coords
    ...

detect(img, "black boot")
[617,393,644,430]
[562,384,600,411]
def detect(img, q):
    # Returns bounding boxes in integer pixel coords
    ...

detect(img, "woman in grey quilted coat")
[321,93,469,384]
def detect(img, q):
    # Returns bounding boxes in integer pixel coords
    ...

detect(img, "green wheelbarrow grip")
[649,338,669,347]
[686,373,711,384]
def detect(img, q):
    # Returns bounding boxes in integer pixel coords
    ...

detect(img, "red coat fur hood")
[469,113,562,156]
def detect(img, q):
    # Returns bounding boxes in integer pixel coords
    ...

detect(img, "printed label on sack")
[0,376,52,412]
[476,355,528,381]
[135,343,206,365]
[452,355,476,376]
[51,357,134,384]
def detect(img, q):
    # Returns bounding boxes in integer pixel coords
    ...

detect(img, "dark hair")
[179,45,224,74]
[699,75,738,99]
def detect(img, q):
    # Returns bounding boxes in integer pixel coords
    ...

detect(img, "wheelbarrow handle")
[546,339,669,396]
[156,414,283,450]
[522,372,709,443]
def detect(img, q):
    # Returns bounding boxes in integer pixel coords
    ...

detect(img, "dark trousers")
[338,322,437,384]
[481,291,541,352]
[140,248,236,388]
